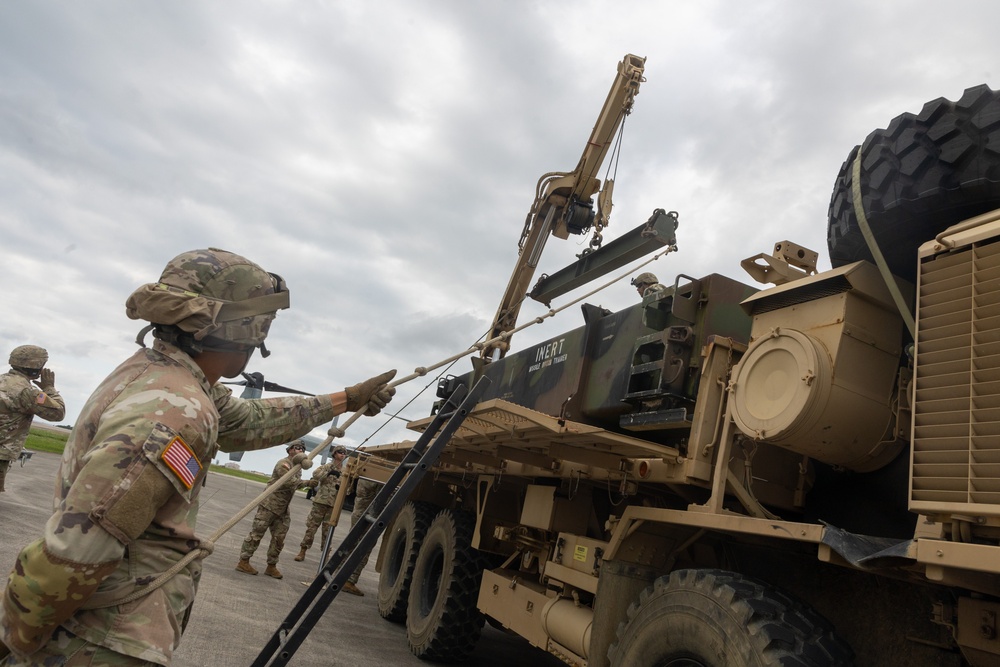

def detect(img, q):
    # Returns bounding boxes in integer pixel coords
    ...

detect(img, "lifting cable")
[101,240,678,607]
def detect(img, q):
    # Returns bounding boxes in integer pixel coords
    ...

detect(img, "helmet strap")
[135,324,154,348]
[149,325,204,356]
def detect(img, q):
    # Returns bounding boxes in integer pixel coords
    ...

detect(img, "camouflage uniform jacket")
[308,460,342,506]
[0,340,336,664]
[0,369,65,461]
[642,282,667,297]
[259,456,305,513]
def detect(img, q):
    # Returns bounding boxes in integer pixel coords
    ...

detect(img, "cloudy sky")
[2,0,997,474]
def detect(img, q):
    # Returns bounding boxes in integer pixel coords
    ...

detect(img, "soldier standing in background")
[236,440,313,578]
[294,445,347,562]
[0,248,396,666]
[630,271,667,298]
[342,477,383,596]
[0,346,65,493]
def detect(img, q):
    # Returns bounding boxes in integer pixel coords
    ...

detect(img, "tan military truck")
[348,82,1000,666]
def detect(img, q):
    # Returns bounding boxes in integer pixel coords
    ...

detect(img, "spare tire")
[827,84,1000,282]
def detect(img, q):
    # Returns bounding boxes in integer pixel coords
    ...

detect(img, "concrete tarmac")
[0,451,563,666]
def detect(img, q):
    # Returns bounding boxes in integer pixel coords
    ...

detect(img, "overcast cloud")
[1,0,997,474]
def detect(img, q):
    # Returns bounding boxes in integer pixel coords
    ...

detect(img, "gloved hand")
[345,369,397,416]
[35,368,55,391]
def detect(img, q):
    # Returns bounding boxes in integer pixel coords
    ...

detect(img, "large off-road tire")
[378,500,436,623]
[608,569,854,667]
[827,84,1000,283]
[405,509,485,662]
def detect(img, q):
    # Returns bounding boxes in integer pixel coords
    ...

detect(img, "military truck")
[349,76,1000,666]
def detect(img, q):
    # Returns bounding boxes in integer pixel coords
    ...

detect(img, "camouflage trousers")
[239,505,290,565]
[0,460,9,492]
[299,502,333,551]
[347,479,381,584]
[1,626,158,666]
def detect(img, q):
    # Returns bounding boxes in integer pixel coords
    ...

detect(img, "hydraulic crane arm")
[482,54,646,361]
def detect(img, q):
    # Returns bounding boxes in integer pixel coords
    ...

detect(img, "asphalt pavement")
[0,450,563,667]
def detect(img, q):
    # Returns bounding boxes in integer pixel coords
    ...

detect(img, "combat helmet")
[126,248,289,357]
[631,272,658,288]
[9,345,48,376]
[286,440,307,454]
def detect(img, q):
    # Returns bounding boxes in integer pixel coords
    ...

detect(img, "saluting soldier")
[0,345,66,493]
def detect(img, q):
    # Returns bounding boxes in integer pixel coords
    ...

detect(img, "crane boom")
[481,53,646,361]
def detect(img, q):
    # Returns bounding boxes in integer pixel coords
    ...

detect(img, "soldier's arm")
[212,383,337,453]
[275,459,303,491]
[1,421,199,656]
[15,383,65,423]
[1,537,120,656]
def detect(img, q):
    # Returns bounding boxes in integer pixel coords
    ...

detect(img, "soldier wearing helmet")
[292,444,349,563]
[237,440,314,578]
[343,476,384,596]
[0,248,396,665]
[631,271,667,298]
[0,345,65,493]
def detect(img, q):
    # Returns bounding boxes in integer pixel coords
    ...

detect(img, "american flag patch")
[162,436,200,489]
[36,392,46,405]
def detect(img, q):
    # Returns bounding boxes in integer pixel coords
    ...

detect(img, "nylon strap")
[851,149,916,339]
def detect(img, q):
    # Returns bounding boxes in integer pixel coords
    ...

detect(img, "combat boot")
[235,559,258,575]
[294,548,307,562]
[342,581,364,596]
[264,564,283,579]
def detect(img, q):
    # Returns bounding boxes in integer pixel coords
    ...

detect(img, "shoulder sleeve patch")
[161,436,201,489]
[35,391,47,404]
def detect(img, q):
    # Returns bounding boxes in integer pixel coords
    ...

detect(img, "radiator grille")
[911,239,1000,515]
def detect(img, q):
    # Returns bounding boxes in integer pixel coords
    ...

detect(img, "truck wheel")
[377,500,435,623]
[607,569,853,667]
[405,509,485,661]
[827,84,1000,283]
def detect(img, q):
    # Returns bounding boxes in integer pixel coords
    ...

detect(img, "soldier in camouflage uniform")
[631,271,667,297]
[342,477,383,596]
[236,440,313,578]
[0,248,397,666]
[0,346,65,493]
[293,445,347,562]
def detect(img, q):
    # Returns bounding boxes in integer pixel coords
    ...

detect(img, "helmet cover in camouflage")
[286,439,307,453]
[332,445,347,456]
[125,248,290,346]
[631,272,658,287]
[8,344,48,369]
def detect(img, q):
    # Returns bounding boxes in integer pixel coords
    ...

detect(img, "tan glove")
[345,369,397,416]
[35,368,55,392]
